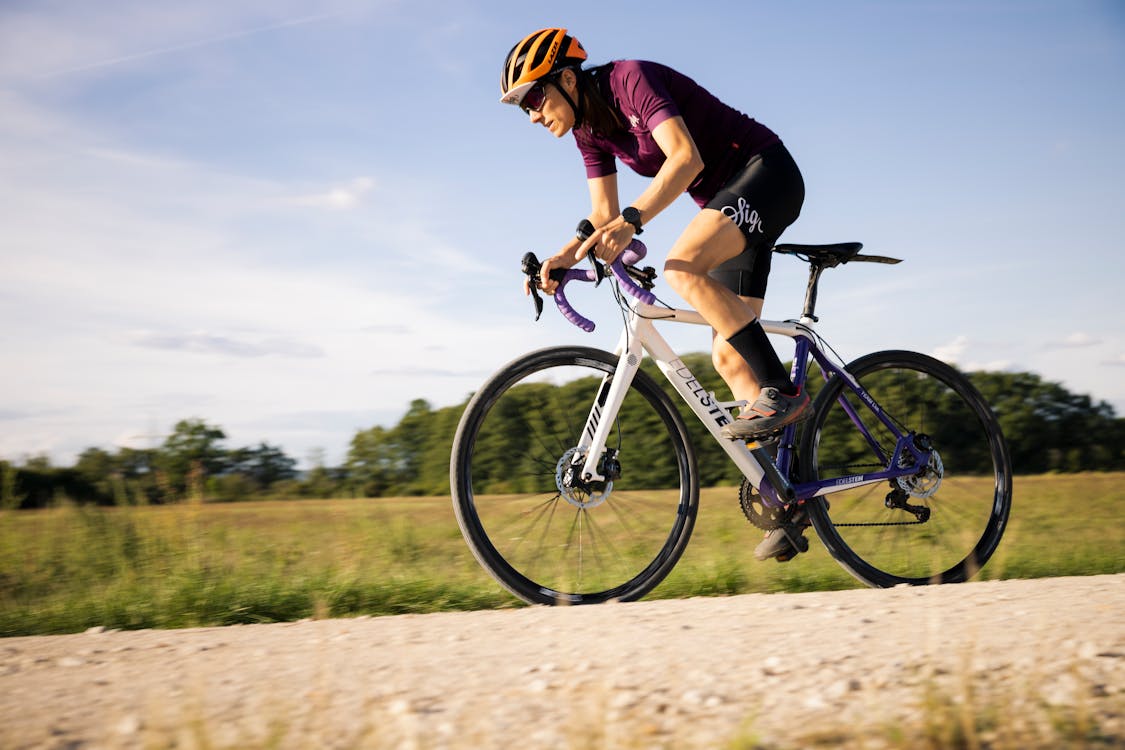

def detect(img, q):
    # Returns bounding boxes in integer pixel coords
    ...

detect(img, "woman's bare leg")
[662,209,756,337]
[664,208,806,436]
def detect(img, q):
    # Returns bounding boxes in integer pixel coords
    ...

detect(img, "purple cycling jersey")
[574,60,780,207]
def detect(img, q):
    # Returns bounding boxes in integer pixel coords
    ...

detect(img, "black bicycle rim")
[451,346,699,605]
[800,350,1012,587]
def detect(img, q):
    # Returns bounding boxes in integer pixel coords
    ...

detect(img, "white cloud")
[1044,331,1102,350]
[1103,354,1125,368]
[962,359,1014,373]
[0,2,380,82]
[126,331,325,359]
[290,177,376,211]
[932,335,969,365]
[0,85,531,467]
[929,336,1012,373]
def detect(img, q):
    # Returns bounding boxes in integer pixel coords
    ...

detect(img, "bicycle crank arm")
[750,446,796,505]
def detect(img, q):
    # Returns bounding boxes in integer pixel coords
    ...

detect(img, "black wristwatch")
[621,206,644,235]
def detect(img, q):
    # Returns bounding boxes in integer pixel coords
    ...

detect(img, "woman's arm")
[586,172,621,228]
[633,115,704,221]
[578,116,703,263]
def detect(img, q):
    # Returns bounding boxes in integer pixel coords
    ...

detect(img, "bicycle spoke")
[802,351,1012,587]
[452,348,697,604]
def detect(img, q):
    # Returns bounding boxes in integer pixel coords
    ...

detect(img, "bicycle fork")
[573,325,646,488]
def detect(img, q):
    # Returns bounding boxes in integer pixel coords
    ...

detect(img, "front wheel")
[451,346,699,605]
[799,350,1012,587]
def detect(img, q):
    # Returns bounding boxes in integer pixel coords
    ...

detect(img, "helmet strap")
[554,69,585,130]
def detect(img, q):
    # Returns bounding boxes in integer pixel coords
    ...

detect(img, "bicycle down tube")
[573,301,792,506]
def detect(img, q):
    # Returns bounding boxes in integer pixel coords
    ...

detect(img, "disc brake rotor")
[556,447,612,509]
[898,449,944,499]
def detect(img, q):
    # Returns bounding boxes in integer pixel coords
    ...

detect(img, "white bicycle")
[450,240,1012,605]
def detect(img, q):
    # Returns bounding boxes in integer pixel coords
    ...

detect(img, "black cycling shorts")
[706,142,805,299]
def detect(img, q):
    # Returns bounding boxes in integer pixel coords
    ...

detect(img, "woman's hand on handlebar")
[524,254,565,296]
[575,218,635,266]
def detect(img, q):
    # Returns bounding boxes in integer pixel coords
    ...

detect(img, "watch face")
[623,207,641,225]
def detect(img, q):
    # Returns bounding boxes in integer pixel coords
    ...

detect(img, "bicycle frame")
[573,300,933,506]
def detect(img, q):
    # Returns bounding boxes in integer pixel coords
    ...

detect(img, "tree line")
[2,355,1122,508]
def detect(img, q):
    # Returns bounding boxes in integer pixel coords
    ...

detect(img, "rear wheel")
[799,350,1012,587]
[451,346,699,604]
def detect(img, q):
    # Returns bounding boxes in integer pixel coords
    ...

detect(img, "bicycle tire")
[451,346,699,605]
[799,350,1012,587]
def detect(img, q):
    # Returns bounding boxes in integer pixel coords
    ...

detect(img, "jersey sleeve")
[575,132,617,179]
[616,60,680,131]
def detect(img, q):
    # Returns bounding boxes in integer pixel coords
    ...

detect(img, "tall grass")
[1,474,1122,636]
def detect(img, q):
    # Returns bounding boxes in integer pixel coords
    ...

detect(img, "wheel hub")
[898,448,944,499]
[556,447,613,508]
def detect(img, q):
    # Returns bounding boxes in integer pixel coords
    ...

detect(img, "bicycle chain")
[742,463,928,528]
[819,464,928,527]
[831,519,926,527]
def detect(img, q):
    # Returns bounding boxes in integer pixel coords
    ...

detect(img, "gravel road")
[2,574,1122,749]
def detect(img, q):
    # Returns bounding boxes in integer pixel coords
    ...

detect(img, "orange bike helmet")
[500,28,588,106]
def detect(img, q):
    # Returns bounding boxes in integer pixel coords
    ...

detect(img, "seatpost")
[802,263,826,322]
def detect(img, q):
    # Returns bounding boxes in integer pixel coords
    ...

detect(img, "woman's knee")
[663,258,707,296]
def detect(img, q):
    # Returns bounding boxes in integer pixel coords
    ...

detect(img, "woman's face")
[527,69,578,138]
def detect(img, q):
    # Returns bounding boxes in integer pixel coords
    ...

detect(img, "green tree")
[228,443,298,490]
[115,447,160,504]
[969,371,1123,472]
[347,425,397,496]
[395,399,439,495]
[74,448,117,504]
[346,400,457,497]
[0,460,23,510]
[414,404,460,496]
[155,419,228,500]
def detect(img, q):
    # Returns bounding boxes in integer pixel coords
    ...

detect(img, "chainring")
[739,478,786,530]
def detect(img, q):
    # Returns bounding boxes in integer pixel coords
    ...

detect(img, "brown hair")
[576,64,627,138]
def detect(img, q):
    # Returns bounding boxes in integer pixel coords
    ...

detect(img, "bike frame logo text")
[671,359,730,426]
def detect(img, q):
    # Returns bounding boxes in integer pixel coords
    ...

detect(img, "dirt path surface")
[2,574,1122,749]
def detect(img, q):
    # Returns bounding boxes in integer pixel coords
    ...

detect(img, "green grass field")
[1,473,1122,637]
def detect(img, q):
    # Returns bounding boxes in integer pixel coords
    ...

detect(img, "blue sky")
[2,1,1123,468]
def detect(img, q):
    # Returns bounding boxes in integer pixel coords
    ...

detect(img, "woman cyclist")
[501,28,810,561]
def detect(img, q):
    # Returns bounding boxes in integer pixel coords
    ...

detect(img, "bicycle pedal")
[772,544,807,564]
[789,530,810,554]
[745,433,781,448]
[773,535,807,562]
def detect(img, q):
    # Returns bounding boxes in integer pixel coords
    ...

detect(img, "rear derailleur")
[885,486,931,522]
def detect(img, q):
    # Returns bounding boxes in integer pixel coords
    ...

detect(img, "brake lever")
[521,252,545,321]
[587,254,606,286]
[575,218,606,287]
